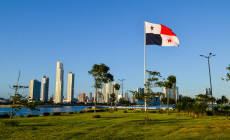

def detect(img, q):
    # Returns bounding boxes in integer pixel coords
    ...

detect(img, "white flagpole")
[144,19,146,112]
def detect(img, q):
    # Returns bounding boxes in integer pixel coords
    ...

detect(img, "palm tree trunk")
[111,102,112,111]
[115,100,116,111]
[94,87,97,115]
[174,83,177,105]
[167,88,169,115]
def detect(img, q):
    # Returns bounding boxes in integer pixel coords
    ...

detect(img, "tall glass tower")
[41,76,49,102]
[55,61,64,103]
[67,72,74,103]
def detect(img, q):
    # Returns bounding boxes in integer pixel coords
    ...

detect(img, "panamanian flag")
[145,21,179,47]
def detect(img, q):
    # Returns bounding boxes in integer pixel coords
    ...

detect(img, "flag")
[145,21,179,47]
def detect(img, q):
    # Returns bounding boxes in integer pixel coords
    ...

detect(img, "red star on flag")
[168,39,172,43]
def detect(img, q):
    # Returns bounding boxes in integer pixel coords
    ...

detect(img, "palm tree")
[114,83,120,110]
[88,63,113,116]
[167,75,177,104]
[110,93,116,111]
[213,105,220,118]
[222,105,229,120]
[175,102,182,116]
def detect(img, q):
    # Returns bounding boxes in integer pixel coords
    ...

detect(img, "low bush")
[0,113,10,118]
[158,109,165,114]
[92,115,100,118]
[68,111,74,114]
[43,112,50,116]
[74,111,78,114]
[79,111,84,113]
[3,120,20,127]
[149,110,158,113]
[51,112,62,116]
[206,111,213,116]
[26,114,39,117]
[123,110,128,113]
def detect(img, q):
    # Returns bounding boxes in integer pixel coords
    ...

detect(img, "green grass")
[1,110,230,140]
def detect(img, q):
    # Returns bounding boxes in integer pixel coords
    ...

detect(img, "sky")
[0,0,230,99]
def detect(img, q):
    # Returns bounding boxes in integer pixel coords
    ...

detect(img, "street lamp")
[200,53,216,107]
[118,79,125,98]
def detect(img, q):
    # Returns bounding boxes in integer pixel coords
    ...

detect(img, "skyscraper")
[55,61,64,103]
[41,76,49,102]
[163,85,179,100]
[104,81,117,103]
[89,92,92,99]
[29,79,41,101]
[79,92,85,102]
[67,72,74,103]
[205,88,212,97]
[125,92,129,101]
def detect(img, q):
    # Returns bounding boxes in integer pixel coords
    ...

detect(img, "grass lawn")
[1,110,230,140]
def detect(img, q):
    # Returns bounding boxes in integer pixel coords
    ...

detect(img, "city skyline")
[0,1,230,99]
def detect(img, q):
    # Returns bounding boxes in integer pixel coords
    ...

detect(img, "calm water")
[0,106,92,116]
[0,105,173,116]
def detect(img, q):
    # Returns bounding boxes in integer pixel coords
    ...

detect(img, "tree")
[167,75,177,104]
[176,102,182,116]
[131,70,163,124]
[222,105,229,120]
[179,97,194,116]
[217,96,229,105]
[10,71,39,120]
[88,63,114,116]
[222,65,230,81]
[114,83,120,110]
[161,97,175,105]
[155,78,173,115]
[213,105,220,118]
[110,93,116,110]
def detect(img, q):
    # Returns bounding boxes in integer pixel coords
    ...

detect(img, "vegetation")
[114,83,120,110]
[131,70,163,124]
[110,93,116,110]
[88,63,114,116]
[2,110,230,139]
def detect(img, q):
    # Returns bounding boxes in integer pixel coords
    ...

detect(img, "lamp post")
[118,79,125,98]
[200,53,216,107]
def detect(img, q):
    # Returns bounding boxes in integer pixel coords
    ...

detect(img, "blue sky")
[0,0,230,99]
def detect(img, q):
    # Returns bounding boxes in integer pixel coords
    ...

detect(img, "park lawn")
[1,110,230,140]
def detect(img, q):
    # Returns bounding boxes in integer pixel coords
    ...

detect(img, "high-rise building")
[41,76,49,102]
[205,88,212,97]
[79,92,85,102]
[104,81,118,103]
[137,88,144,94]
[55,61,64,103]
[163,85,179,100]
[29,79,41,101]
[89,92,92,99]
[125,92,129,101]
[67,72,74,103]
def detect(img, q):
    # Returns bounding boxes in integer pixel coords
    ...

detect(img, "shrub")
[74,111,78,114]
[51,112,62,116]
[26,114,39,117]
[0,113,10,118]
[158,109,165,114]
[92,115,100,118]
[123,110,128,113]
[3,120,20,127]
[79,111,84,113]
[68,111,74,114]
[149,110,158,113]
[206,111,213,116]
[43,112,50,116]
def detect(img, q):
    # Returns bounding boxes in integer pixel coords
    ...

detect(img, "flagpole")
[144,19,146,112]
